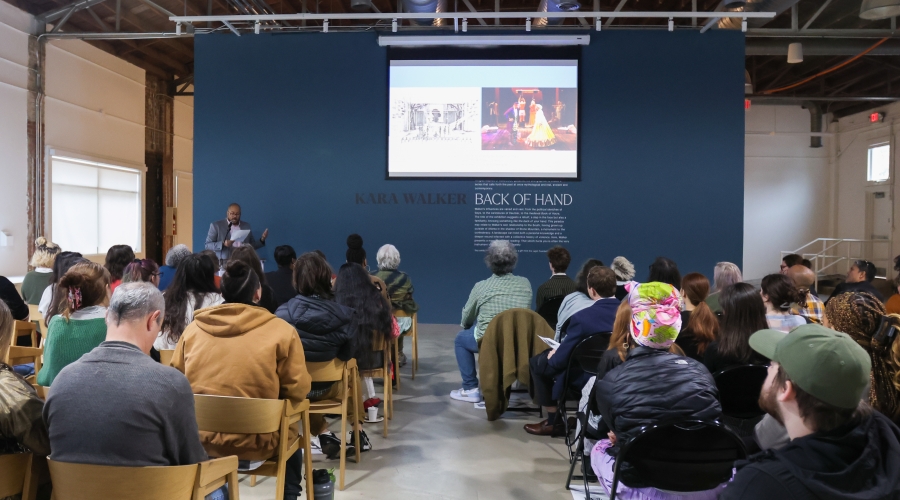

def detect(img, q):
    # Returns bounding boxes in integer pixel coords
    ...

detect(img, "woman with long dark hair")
[648,256,682,289]
[156,254,223,350]
[228,246,278,313]
[703,282,769,374]
[122,259,160,287]
[678,273,719,361]
[104,244,135,292]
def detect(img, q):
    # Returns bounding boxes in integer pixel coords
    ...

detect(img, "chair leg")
[274,455,287,500]
[565,432,584,490]
[339,376,348,490]
[393,339,401,391]
[249,475,257,487]
[227,470,240,500]
[351,367,361,464]
[411,317,418,378]
[303,411,314,500]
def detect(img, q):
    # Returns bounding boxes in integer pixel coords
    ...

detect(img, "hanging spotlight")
[787,42,803,63]
[462,18,468,32]
[668,17,673,31]
[595,17,601,30]
[526,17,532,31]
[741,17,747,32]
[392,18,398,32]
[176,22,182,35]
[254,21,260,34]
[860,0,900,20]
[323,19,329,32]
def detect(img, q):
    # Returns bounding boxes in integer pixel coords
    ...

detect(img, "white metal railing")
[782,238,893,287]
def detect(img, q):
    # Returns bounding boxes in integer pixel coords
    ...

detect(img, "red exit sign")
[871,112,885,123]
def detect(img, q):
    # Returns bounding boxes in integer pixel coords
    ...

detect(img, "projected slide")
[389,60,578,178]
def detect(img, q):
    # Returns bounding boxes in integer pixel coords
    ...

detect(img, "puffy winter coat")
[594,346,722,445]
[275,295,354,362]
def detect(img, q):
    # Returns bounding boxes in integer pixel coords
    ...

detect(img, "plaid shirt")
[791,292,825,325]
[461,273,533,341]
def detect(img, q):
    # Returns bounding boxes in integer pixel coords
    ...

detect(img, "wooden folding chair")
[307,358,361,490]
[28,304,47,343]
[159,349,175,366]
[0,453,43,500]
[193,395,312,500]
[7,346,43,388]
[14,321,37,348]
[47,456,239,500]
[359,338,394,438]
[394,310,418,379]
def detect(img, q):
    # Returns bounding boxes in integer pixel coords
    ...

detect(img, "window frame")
[866,141,892,185]
[46,148,147,261]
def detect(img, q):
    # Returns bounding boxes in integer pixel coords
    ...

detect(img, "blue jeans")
[455,327,479,390]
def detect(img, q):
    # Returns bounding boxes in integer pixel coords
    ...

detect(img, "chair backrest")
[536,295,566,329]
[14,321,37,347]
[159,349,175,366]
[570,332,611,374]
[394,310,413,319]
[194,394,285,434]
[28,304,46,335]
[7,346,43,381]
[616,420,747,492]
[307,358,347,383]
[713,364,769,419]
[0,453,30,498]
[47,459,198,500]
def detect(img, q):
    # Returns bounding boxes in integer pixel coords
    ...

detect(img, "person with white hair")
[157,244,192,291]
[374,244,418,366]
[43,283,224,499]
[611,256,635,301]
[451,240,532,403]
[707,262,743,314]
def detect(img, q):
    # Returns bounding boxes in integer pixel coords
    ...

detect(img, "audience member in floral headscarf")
[589,281,722,500]
[827,292,900,425]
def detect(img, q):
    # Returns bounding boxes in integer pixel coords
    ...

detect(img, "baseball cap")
[749,324,871,409]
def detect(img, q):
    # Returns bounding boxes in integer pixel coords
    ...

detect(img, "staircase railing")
[781,238,893,287]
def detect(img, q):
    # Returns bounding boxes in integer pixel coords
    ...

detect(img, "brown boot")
[524,419,555,436]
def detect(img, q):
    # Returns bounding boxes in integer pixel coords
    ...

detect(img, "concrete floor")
[238,323,575,500]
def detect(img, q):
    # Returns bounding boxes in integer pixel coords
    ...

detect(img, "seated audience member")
[198,249,223,289]
[37,262,110,387]
[888,275,900,315]
[611,256,636,301]
[156,255,224,351]
[780,253,803,274]
[266,245,297,308]
[555,259,605,341]
[0,300,50,457]
[0,275,29,321]
[275,252,358,458]
[761,274,806,333]
[43,283,226,500]
[707,261,742,314]
[590,282,723,498]
[524,266,618,436]
[677,273,719,362]
[344,234,390,304]
[39,251,85,321]
[827,259,885,304]
[451,240,532,403]
[704,283,769,374]
[787,265,825,324]
[534,245,576,312]
[21,236,60,305]
[173,261,310,500]
[827,292,900,424]
[104,244,135,292]
[647,256,681,289]
[721,325,900,499]
[335,262,391,444]
[158,244,191,291]
[373,244,418,366]
[123,258,160,287]
[802,258,813,269]
[228,246,278,313]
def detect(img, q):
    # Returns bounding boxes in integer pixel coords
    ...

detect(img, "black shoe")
[319,432,356,460]
[348,429,373,452]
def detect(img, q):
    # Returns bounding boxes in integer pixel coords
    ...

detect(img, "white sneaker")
[450,387,483,402]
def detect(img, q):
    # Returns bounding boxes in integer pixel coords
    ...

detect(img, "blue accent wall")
[193,30,745,323]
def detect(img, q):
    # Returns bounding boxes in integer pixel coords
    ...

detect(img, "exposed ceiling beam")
[605,0,628,27]
[801,0,832,31]
[37,0,108,22]
[461,0,488,26]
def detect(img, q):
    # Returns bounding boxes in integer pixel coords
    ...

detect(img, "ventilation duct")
[717,0,800,30]
[535,0,582,27]
[401,0,447,26]
[802,101,823,148]
[350,0,373,11]
[745,70,753,94]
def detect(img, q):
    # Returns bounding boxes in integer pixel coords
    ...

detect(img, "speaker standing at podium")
[205,203,268,264]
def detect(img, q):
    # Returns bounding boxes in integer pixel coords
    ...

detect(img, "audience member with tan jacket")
[172,260,311,500]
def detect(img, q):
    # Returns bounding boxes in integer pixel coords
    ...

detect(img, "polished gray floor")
[239,323,574,500]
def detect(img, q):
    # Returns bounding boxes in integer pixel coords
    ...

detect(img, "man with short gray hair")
[451,240,532,403]
[44,282,210,469]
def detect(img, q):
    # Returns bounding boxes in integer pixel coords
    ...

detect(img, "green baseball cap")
[749,324,871,409]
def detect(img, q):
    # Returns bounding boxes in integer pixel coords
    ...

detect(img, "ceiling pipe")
[536,0,582,27]
[802,100,824,148]
[402,0,447,26]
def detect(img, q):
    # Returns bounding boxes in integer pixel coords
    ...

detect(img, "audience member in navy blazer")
[524,266,619,437]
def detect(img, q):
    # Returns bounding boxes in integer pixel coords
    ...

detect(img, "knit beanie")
[346,234,366,264]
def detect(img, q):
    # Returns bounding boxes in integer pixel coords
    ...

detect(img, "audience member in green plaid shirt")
[451,240,532,403]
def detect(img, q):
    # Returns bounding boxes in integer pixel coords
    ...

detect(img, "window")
[51,155,143,256]
[868,143,891,182]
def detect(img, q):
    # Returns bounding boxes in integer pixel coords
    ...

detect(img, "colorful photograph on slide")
[481,87,577,151]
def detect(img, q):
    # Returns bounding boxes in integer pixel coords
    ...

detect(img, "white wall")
[743,105,832,280]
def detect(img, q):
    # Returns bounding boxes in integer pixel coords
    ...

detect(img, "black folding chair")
[713,364,769,437]
[608,420,747,500]
[536,295,566,330]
